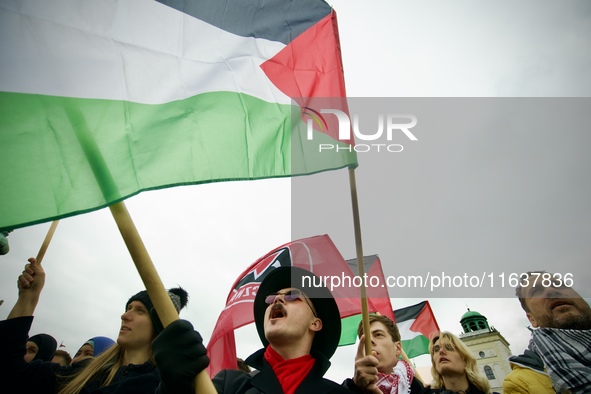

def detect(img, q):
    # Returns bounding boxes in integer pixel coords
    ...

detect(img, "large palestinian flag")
[0,0,357,231]
[394,300,440,358]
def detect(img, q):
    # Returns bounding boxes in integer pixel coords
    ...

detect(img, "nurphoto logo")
[303,107,418,153]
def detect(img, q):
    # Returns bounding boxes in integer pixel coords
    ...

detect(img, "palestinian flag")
[0,0,357,231]
[340,300,440,359]
[394,300,440,358]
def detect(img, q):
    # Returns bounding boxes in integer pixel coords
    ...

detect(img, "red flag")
[345,255,394,321]
[206,234,391,377]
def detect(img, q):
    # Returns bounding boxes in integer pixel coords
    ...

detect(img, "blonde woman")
[420,331,490,394]
[0,257,209,394]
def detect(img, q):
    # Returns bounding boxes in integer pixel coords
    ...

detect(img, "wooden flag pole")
[109,201,216,394]
[65,105,215,393]
[400,347,424,384]
[36,220,59,264]
[348,168,372,356]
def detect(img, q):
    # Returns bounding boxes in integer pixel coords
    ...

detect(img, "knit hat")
[28,333,58,362]
[126,287,189,334]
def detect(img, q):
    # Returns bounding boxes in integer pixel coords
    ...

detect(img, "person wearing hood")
[0,256,208,394]
[503,348,553,394]
[71,336,115,364]
[24,332,57,362]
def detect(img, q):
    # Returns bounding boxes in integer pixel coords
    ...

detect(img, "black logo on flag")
[234,247,292,290]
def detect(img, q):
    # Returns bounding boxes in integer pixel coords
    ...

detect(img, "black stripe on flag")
[157,0,332,45]
[394,301,426,322]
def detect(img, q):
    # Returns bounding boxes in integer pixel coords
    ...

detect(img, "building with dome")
[459,308,512,393]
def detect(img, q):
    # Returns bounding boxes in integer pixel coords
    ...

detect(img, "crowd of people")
[0,254,589,393]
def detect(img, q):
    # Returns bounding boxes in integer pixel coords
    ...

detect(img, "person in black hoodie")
[24,332,57,363]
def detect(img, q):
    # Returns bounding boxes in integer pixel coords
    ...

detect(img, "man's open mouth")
[270,304,286,319]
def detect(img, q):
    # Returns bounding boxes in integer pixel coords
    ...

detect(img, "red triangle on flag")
[260,11,353,145]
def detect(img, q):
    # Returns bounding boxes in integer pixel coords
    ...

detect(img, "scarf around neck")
[264,346,315,394]
[376,359,414,394]
[530,327,591,394]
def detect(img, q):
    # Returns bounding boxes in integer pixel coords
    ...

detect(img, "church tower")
[459,308,512,393]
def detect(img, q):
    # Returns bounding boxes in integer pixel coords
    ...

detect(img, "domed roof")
[461,308,484,320]
[460,308,490,333]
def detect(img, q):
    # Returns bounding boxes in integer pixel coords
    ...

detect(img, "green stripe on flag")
[339,314,363,346]
[401,335,431,359]
[339,313,432,359]
[1,91,356,230]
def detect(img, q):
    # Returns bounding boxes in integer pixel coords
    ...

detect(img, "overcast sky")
[1,0,590,385]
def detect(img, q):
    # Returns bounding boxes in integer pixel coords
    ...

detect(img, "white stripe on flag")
[397,319,421,340]
[0,0,287,104]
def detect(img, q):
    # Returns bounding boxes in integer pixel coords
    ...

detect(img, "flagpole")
[23,220,59,290]
[400,346,424,384]
[348,168,372,356]
[36,220,59,264]
[109,202,217,394]
[65,105,216,394]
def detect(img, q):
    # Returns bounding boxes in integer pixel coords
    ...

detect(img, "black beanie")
[126,287,188,334]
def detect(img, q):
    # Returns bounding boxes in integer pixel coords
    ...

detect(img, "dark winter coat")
[213,348,354,394]
[0,316,160,394]
[418,382,487,394]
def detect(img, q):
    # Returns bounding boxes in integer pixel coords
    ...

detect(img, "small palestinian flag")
[395,300,440,358]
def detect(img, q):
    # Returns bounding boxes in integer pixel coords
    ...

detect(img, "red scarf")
[264,346,315,394]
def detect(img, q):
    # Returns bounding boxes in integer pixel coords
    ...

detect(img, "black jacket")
[0,316,160,394]
[213,348,353,394]
[418,382,487,394]
[342,375,424,394]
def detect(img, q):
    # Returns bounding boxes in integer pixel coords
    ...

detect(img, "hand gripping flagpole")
[109,203,217,393]
[65,104,216,394]
[348,168,372,356]
[20,220,59,290]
